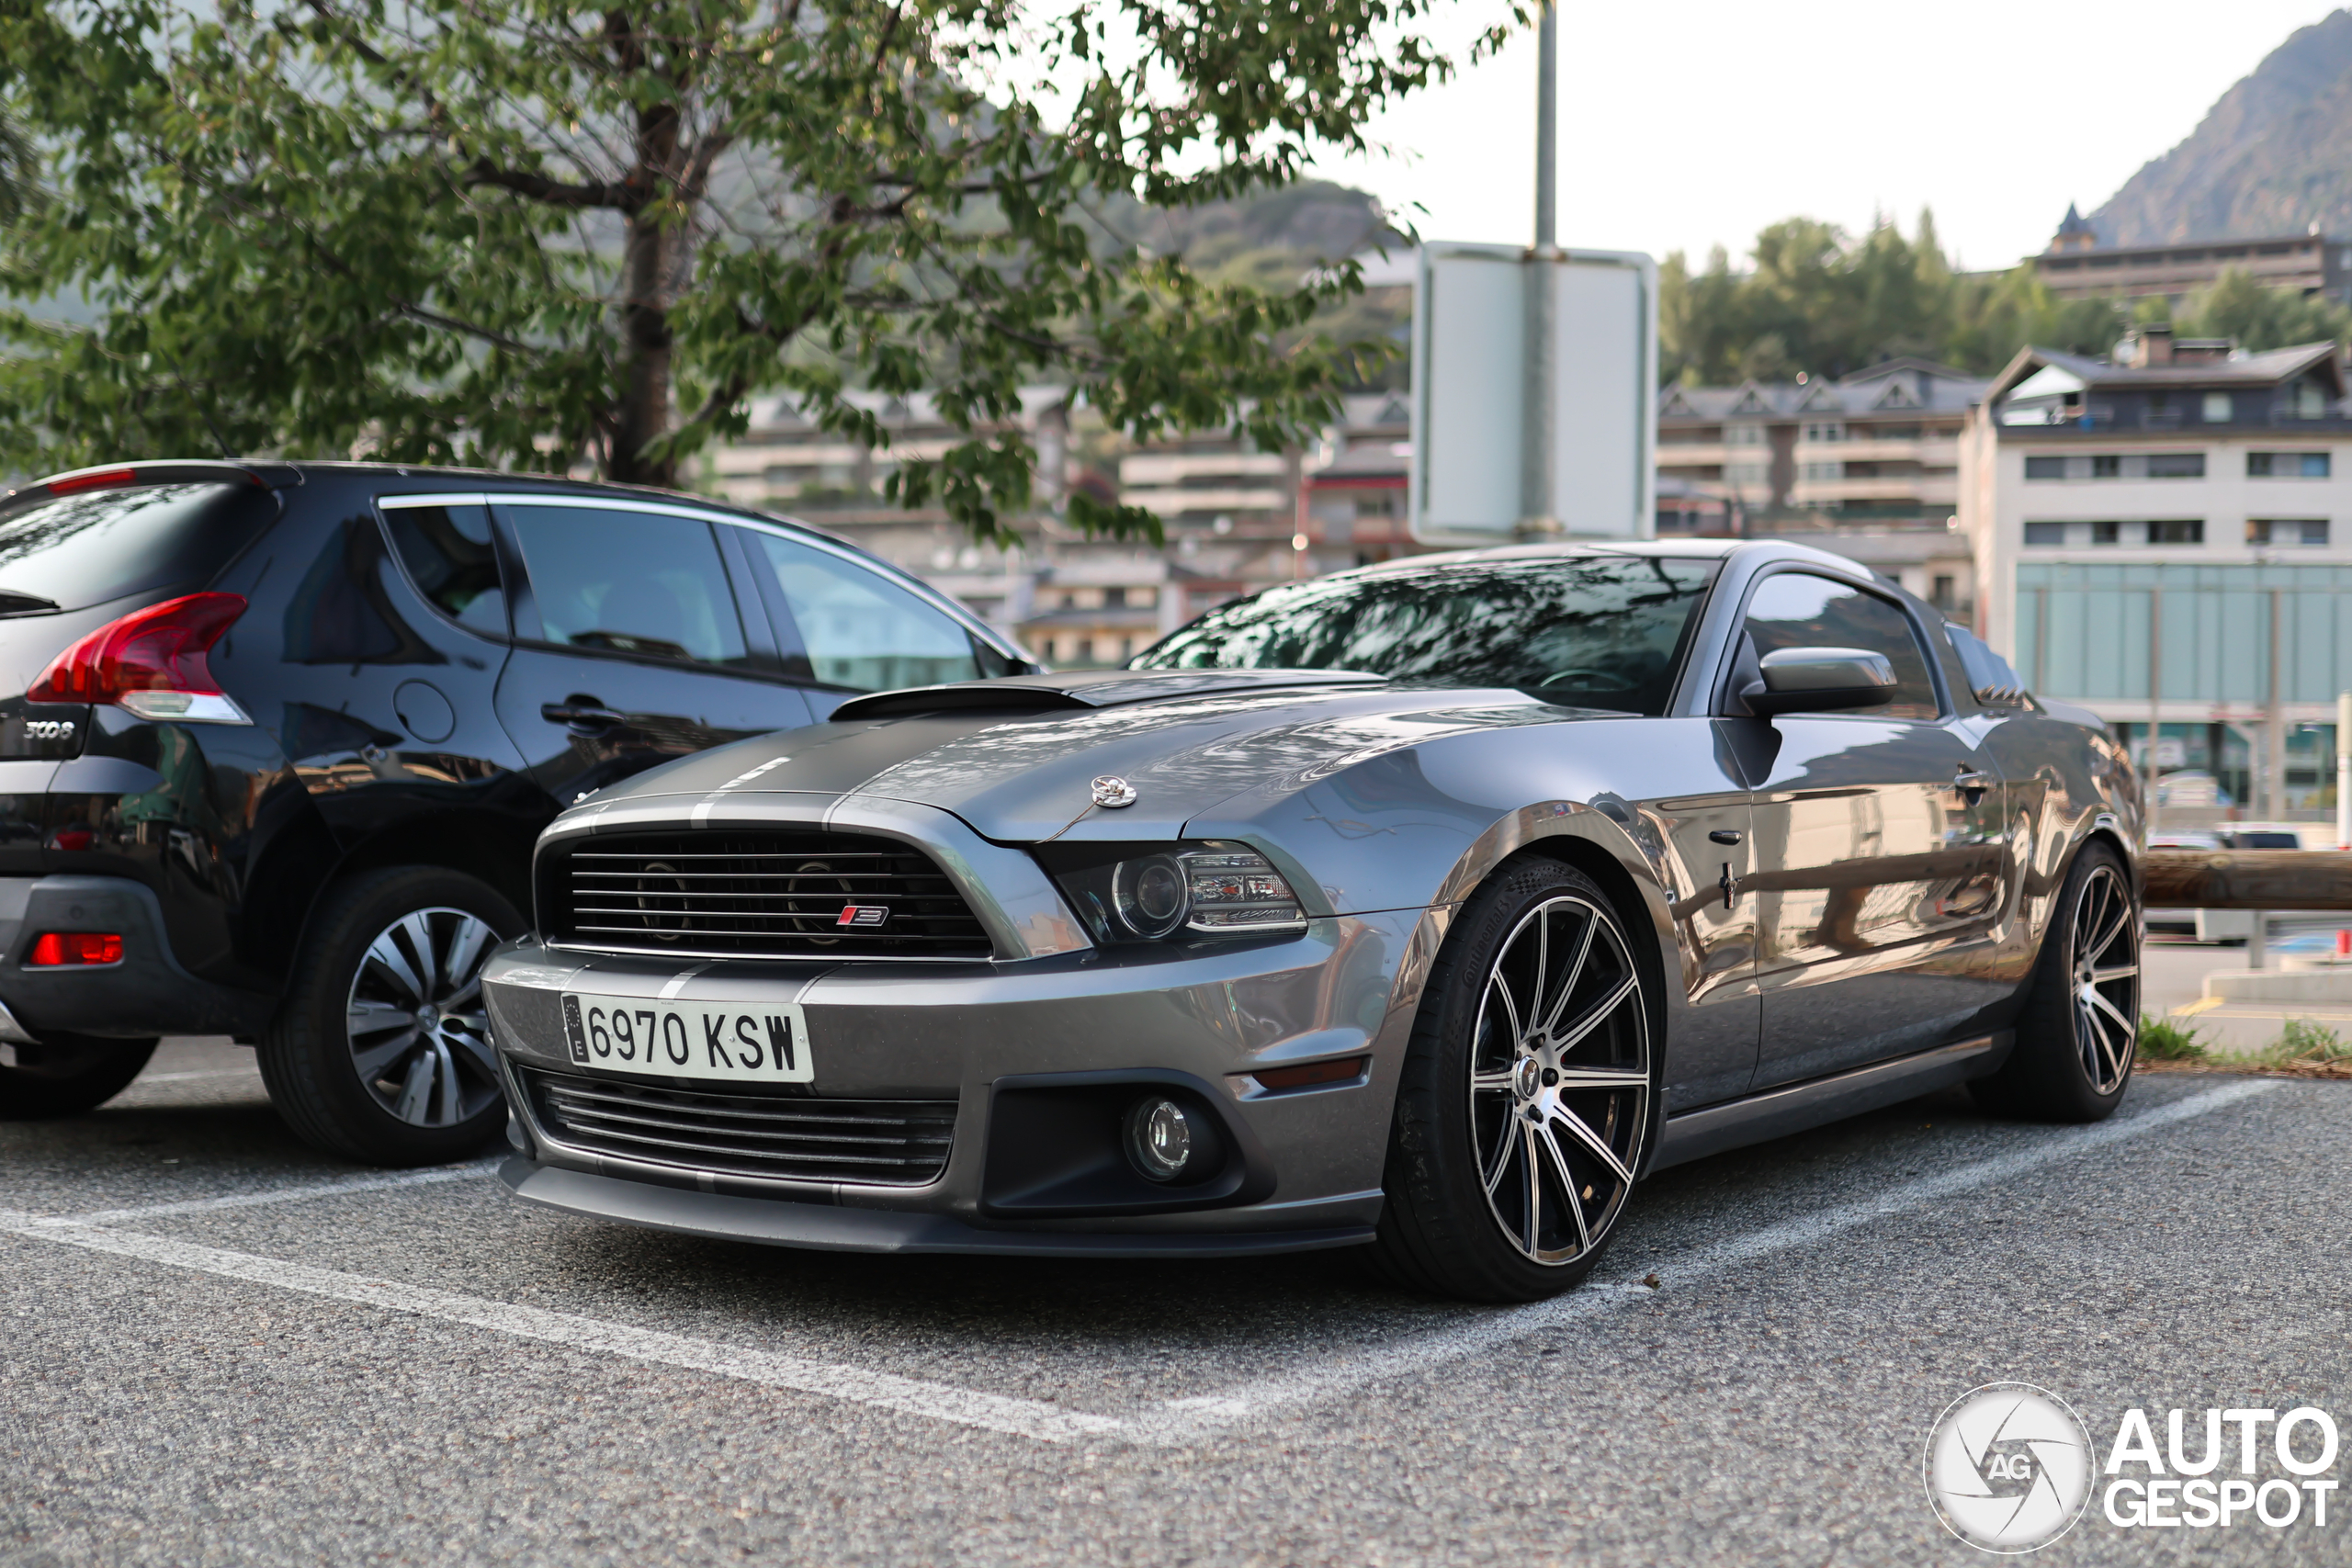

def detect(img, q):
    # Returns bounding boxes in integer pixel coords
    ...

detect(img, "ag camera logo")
[1924,1382,2094,1552]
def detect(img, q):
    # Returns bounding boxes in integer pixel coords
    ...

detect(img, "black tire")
[1369,858,1657,1302]
[1971,841,2138,1123]
[0,1033,158,1119]
[258,866,521,1166]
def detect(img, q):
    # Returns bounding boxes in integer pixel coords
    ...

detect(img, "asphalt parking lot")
[3,1039,2344,1567]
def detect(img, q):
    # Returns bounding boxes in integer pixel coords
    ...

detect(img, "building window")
[1802,422,1845,443]
[1103,586,1125,608]
[2091,521,2121,545]
[2093,455,2120,478]
[2024,522,2066,546]
[1726,423,1767,446]
[2290,380,2331,420]
[2024,456,2066,479]
[2146,519,2204,545]
[2248,451,2330,477]
[2147,453,2206,479]
[1930,574,1956,609]
[1725,463,1769,484]
[2249,519,2330,546]
[1802,462,1843,481]
[2203,392,2234,423]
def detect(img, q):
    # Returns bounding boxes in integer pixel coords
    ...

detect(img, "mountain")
[2090,9,2352,245]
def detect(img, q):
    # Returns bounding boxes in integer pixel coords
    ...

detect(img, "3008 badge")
[560,994,814,1084]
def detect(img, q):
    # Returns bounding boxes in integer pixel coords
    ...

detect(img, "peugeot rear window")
[0,482,278,612]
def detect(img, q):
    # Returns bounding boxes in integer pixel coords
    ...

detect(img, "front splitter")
[501,1157,1377,1258]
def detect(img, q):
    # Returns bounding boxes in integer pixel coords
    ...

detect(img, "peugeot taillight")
[27,592,252,723]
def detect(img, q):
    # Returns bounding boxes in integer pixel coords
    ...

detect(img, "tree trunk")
[607,209,676,488]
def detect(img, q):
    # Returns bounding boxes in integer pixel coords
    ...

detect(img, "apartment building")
[2032,206,2352,309]
[1657,358,1984,614]
[1958,326,2352,810]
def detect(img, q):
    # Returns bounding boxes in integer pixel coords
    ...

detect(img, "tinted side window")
[1742,572,1939,719]
[383,503,506,637]
[748,532,980,692]
[506,507,748,670]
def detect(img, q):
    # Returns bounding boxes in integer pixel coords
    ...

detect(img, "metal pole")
[2336,690,2351,849]
[2146,587,2161,841]
[2267,588,2285,821]
[1517,2,1559,537]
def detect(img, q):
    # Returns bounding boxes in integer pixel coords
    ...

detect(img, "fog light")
[1125,1095,1195,1182]
[28,931,121,966]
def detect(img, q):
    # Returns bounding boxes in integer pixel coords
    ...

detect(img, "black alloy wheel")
[259,866,521,1166]
[1971,841,2139,1122]
[1372,858,1655,1301]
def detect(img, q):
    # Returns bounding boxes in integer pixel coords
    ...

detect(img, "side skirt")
[1646,1032,2013,1174]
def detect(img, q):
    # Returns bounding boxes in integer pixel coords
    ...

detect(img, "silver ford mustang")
[481,539,2142,1301]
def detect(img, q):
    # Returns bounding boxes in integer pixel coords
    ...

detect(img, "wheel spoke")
[1533,1121,1592,1255]
[433,1041,459,1125]
[2086,986,2135,1037]
[442,1023,499,1076]
[1525,910,1551,1040]
[1553,1066,1649,1092]
[442,916,493,992]
[391,1051,435,1122]
[2090,964,2138,984]
[1547,1101,1634,1188]
[1471,1067,1518,1093]
[2086,898,2131,964]
[351,1027,420,1081]
[1553,974,1640,1056]
[347,999,413,1039]
[1481,1113,1518,1195]
[1539,914,1599,1037]
[397,912,441,996]
[1486,971,1524,1053]
[1519,1121,1543,1250]
[365,932,429,1008]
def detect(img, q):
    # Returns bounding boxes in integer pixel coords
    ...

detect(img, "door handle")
[541,698,626,732]
[1953,769,1991,807]
[1719,862,1737,911]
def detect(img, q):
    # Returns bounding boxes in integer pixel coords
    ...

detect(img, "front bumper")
[0,874,276,1041]
[481,912,1432,1255]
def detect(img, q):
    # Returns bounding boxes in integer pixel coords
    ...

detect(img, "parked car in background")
[0,461,1032,1161]
[482,539,2142,1301]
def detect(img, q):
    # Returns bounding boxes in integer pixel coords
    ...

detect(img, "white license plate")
[560,994,813,1084]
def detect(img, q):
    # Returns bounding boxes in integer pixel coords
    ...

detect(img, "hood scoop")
[831,668,1385,722]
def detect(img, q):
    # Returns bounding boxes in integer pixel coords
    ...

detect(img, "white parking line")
[0,1213,1122,1445]
[1135,1077,2281,1442]
[0,1077,2283,1446]
[70,1162,500,1224]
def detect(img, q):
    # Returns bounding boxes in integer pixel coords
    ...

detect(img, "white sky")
[1315,0,2347,271]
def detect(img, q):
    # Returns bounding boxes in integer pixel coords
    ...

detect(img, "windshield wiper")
[0,590,60,615]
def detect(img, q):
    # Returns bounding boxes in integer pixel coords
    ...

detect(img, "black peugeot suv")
[0,459,1033,1162]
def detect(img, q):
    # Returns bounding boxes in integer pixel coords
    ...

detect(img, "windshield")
[0,483,278,612]
[1135,555,1717,715]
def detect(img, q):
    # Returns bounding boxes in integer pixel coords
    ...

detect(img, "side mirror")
[1741,647,1896,716]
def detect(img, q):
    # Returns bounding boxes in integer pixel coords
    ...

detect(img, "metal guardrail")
[2143,850,2352,911]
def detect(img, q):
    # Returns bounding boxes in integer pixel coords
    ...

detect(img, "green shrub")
[2139,1016,2209,1062]
[2269,1018,2352,1066]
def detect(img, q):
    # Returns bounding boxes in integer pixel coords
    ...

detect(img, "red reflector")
[44,468,140,496]
[28,931,122,966]
[1250,1055,1368,1092]
[26,592,247,706]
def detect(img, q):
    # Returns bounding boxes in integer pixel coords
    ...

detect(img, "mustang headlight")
[1042,840,1309,944]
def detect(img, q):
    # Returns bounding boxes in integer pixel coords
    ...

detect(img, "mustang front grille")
[547,829,991,959]
[526,1070,956,1186]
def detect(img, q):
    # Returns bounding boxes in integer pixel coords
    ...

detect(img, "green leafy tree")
[2175,266,2352,351]
[0,0,1500,542]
